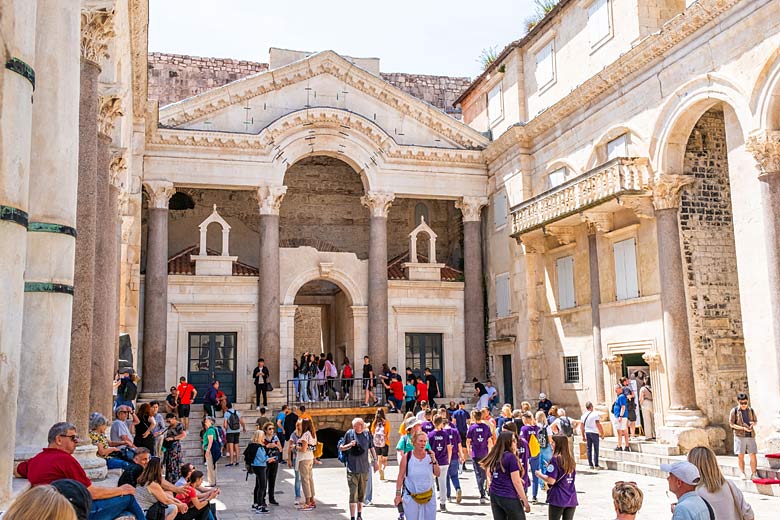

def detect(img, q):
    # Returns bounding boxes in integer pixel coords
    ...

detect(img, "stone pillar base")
[657,426,709,453]
[73,444,107,481]
[138,392,168,403]
[664,408,709,428]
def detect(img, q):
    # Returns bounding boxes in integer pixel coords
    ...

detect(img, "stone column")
[256,186,287,386]
[142,181,175,395]
[361,191,395,367]
[14,0,80,461]
[0,0,37,506]
[108,154,126,373]
[518,232,547,398]
[456,196,488,381]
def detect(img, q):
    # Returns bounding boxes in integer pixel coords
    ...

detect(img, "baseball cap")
[404,417,421,431]
[660,461,700,485]
[539,393,547,399]
[51,479,92,520]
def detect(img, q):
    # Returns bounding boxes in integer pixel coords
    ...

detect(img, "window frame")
[493,190,508,230]
[563,355,581,384]
[495,272,511,318]
[586,0,614,51]
[487,82,504,127]
[555,255,576,310]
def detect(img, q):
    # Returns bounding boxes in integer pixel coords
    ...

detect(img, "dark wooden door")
[405,333,443,393]
[187,332,237,404]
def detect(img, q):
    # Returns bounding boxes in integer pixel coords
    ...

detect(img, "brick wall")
[680,107,748,450]
[379,72,470,118]
[294,306,323,361]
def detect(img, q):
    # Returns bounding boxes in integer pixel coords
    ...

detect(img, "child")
[403,379,416,413]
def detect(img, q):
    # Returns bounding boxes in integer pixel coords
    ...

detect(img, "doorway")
[501,355,514,408]
[405,333,443,391]
[187,332,237,404]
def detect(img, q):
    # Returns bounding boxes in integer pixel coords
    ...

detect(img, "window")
[556,256,576,310]
[587,0,612,48]
[535,41,555,90]
[547,167,567,189]
[607,134,628,160]
[614,238,639,300]
[564,356,580,384]
[496,273,510,318]
[494,191,507,229]
[488,83,503,126]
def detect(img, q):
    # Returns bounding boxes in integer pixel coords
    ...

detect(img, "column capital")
[144,181,175,209]
[652,174,695,211]
[81,8,115,64]
[98,95,123,137]
[255,185,287,215]
[519,231,546,254]
[456,196,488,222]
[642,351,662,367]
[580,211,613,235]
[545,225,576,245]
[109,151,127,189]
[361,191,395,218]
[746,130,780,179]
[602,354,623,369]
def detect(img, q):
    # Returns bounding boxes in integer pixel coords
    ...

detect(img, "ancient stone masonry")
[679,108,747,450]
[379,72,471,119]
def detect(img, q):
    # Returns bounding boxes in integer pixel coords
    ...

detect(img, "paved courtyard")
[205,458,780,519]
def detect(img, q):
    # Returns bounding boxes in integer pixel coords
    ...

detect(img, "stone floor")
[204,458,780,519]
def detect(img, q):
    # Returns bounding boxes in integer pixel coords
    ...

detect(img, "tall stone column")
[142,181,175,395]
[361,191,395,368]
[457,197,488,381]
[256,186,287,386]
[108,154,127,372]
[15,0,80,461]
[0,0,37,506]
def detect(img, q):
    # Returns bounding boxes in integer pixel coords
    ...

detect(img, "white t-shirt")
[485,386,497,398]
[580,410,600,434]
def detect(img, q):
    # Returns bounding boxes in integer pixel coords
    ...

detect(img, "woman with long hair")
[688,445,754,520]
[288,419,304,505]
[3,485,78,520]
[535,435,578,520]
[535,410,552,500]
[307,354,318,402]
[480,431,531,520]
[245,429,271,513]
[134,402,156,452]
[297,417,318,510]
[394,430,440,520]
[340,356,354,399]
[136,456,188,520]
[175,470,213,520]
[263,422,283,505]
[325,352,337,399]
[293,357,300,401]
[299,353,310,402]
[371,407,391,480]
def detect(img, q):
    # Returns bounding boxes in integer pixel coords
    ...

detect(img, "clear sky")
[148,0,537,79]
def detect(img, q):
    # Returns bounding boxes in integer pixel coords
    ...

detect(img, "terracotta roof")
[387,251,463,282]
[167,245,259,276]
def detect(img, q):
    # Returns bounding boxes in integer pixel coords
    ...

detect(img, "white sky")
[148,0,537,78]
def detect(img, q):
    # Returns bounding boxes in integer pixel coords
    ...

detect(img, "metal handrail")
[286,377,387,409]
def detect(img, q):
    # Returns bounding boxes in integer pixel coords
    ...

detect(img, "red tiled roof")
[167,245,259,276]
[387,251,462,282]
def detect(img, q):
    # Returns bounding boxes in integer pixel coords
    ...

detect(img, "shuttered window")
[556,256,576,310]
[607,134,628,160]
[496,273,510,318]
[614,238,639,300]
[488,83,503,125]
[588,0,611,48]
[535,41,555,89]
[494,191,507,229]
[548,167,566,189]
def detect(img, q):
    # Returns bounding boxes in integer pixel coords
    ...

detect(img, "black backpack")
[559,417,573,437]
[122,379,138,401]
[226,410,240,430]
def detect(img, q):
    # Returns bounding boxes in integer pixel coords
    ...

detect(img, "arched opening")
[169,191,195,210]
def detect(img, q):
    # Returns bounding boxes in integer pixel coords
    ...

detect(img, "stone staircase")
[573,437,780,497]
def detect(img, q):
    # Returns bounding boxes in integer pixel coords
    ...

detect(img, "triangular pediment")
[157,50,488,150]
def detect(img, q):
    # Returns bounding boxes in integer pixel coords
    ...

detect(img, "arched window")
[169,192,195,210]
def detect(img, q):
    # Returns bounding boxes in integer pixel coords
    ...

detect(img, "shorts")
[376,445,389,457]
[614,417,628,431]
[734,436,757,455]
[226,432,240,444]
[458,431,467,448]
[178,404,191,418]
[347,471,368,503]
[363,379,374,390]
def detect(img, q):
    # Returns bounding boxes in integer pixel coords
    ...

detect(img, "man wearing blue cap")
[661,461,712,520]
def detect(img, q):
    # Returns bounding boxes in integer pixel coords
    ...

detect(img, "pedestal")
[72,444,107,481]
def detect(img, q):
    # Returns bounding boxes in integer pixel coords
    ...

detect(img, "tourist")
[88,412,131,470]
[150,401,166,457]
[2,484,79,520]
[165,386,179,417]
[551,408,575,454]
[261,422,282,505]
[201,416,219,487]
[133,402,156,453]
[299,404,313,421]
[339,417,377,520]
[293,357,301,400]
[624,380,638,439]
[245,429,271,513]
[325,352,338,399]
[579,402,604,470]
[688,445,754,519]
[443,413,463,503]
[485,380,499,411]
[307,354,318,402]
[497,404,513,432]
[296,417,318,510]
[537,393,553,415]
[397,417,430,459]
[404,378,417,413]
[421,409,435,434]
[428,416,452,512]
[340,356,354,399]
[467,409,492,504]
[283,405,300,464]
[384,373,405,413]
[639,383,655,439]
[535,410,552,464]
[222,402,246,467]
[275,405,289,450]
[118,448,151,487]
[203,380,220,418]
[451,401,469,472]
[51,479,92,520]
[661,461,711,520]
[115,368,139,411]
[255,407,271,430]
[520,412,541,503]
[535,435,578,520]
[362,355,378,406]
[15,422,145,519]
[174,464,219,514]
[288,420,304,505]
[502,422,530,493]
[521,401,532,414]
[729,392,758,480]
[316,356,328,400]
[394,430,440,520]
[481,431,531,519]
[612,385,630,451]
[424,368,440,408]
[612,481,643,520]
[110,405,138,448]
[299,353,310,402]
[482,407,498,440]
[473,378,489,410]
[547,406,559,426]
[135,456,188,520]
[174,470,213,520]
[176,376,197,431]
[371,408,391,480]
[253,358,270,409]
[163,413,187,484]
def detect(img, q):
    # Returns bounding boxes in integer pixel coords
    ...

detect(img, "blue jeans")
[293,377,300,397]
[294,463,302,499]
[530,455,540,499]
[364,466,373,504]
[387,395,403,411]
[105,457,131,470]
[472,456,487,499]
[535,445,553,498]
[299,374,309,402]
[89,495,145,520]
[446,458,461,497]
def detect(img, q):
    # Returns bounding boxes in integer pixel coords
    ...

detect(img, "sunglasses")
[59,434,79,443]
[738,401,749,405]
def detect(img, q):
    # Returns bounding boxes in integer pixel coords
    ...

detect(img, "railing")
[286,377,387,409]
[510,157,652,237]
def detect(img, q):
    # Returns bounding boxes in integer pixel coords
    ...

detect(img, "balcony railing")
[286,377,388,409]
[510,157,652,237]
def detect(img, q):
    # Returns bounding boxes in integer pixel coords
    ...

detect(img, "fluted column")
[361,191,395,368]
[142,181,175,394]
[456,197,488,381]
[256,186,287,386]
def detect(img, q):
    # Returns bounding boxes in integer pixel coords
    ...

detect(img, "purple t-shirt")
[421,421,435,435]
[489,452,520,499]
[516,436,530,488]
[520,425,538,451]
[446,427,462,461]
[467,423,491,459]
[428,430,451,465]
[545,456,578,507]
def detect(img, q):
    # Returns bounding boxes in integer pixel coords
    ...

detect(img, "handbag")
[145,502,166,520]
[314,442,324,459]
[265,381,274,391]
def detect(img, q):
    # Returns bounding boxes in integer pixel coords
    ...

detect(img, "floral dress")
[164,422,185,483]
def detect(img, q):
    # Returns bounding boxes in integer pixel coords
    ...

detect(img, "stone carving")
[580,211,613,234]
[409,216,438,263]
[98,96,123,137]
[129,0,149,121]
[109,151,127,188]
[80,8,115,64]
[602,355,623,370]
[745,130,780,178]
[144,181,175,209]
[456,196,488,222]
[652,174,695,211]
[361,191,395,218]
[255,185,287,216]
[545,225,576,245]
[616,195,654,219]
[642,351,662,367]
[519,232,546,254]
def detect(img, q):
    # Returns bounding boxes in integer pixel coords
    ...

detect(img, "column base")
[138,392,168,402]
[73,444,107,481]
[664,408,709,428]
[657,426,709,453]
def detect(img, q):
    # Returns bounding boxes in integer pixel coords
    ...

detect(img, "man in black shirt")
[252,358,270,409]
[117,447,150,487]
[424,367,440,408]
[362,356,377,407]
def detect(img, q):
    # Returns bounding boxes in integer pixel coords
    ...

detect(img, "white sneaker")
[255,406,260,411]
[739,471,747,480]
[746,472,753,481]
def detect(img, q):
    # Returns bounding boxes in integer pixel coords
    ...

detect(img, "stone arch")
[283,267,365,306]
[751,47,780,131]
[585,125,647,170]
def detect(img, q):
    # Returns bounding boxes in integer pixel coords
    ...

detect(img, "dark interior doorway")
[315,428,345,459]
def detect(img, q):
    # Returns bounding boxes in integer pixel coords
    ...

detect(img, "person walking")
[535,435,578,520]
[534,411,552,501]
[519,412,541,502]
[296,418,318,510]
[162,413,186,484]
[612,385,630,451]
[307,354,318,402]
[223,402,246,467]
[395,430,440,520]
[245,430,271,514]
[428,416,452,512]
[451,402,469,473]
[481,431,532,520]
[262,422,283,505]
[443,414,463,503]
[473,378,490,411]
[253,358,270,409]
[466,409,492,504]
[612,481,644,520]
[299,353,310,403]
[639,383,655,439]
[424,368,440,409]
[202,380,220,418]
[579,402,604,470]
[339,417,378,520]
[362,356,377,406]
[325,353,338,399]
[176,376,197,431]
[341,356,354,400]
[201,416,219,487]
[371,408,391,481]
[688,445,755,520]
[660,461,711,520]
[729,393,759,480]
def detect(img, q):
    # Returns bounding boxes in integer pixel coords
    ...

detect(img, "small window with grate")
[564,356,580,384]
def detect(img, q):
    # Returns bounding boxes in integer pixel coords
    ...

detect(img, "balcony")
[510,157,652,237]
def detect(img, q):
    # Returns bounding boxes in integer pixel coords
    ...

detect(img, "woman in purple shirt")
[519,412,542,502]
[535,435,578,520]
[480,431,531,519]
[502,421,531,491]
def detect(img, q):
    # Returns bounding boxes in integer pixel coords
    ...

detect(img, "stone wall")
[294,306,323,360]
[379,73,470,118]
[680,107,748,450]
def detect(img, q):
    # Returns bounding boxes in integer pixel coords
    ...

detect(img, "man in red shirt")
[16,422,145,519]
[176,376,197,430]
[416,378,429,404]
[382,375,404,413]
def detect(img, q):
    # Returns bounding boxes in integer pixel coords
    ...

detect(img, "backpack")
[327,361,338,378]
[538,426,549,449]
[344,364,353,378]
[373,421,386,448]
[207,427,222,464]
[559,417,573,437]
[316,367,326,383]
[122,379,138,401]
[226,410,240,431]
[337,430,352,465]
[528,432,541,457]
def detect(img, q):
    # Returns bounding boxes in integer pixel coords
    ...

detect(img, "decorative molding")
[519,232,546,254]
[602,355,623,368]
[255,185,287,216]
[545,225,576,245]
[129,0,149,122]
[109,151,127,188]
[652,174,695,211]
[361,191,395,218]
[642,351,662,367]
[144,180,175,209]
[580,211,613,234]
[171,303,255,313]
[745,130,780,179]
[98,95,123,136]
[80,8,115,64]
[456,196,488,222]
[616,194,654,219]
[318,262,334,278]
